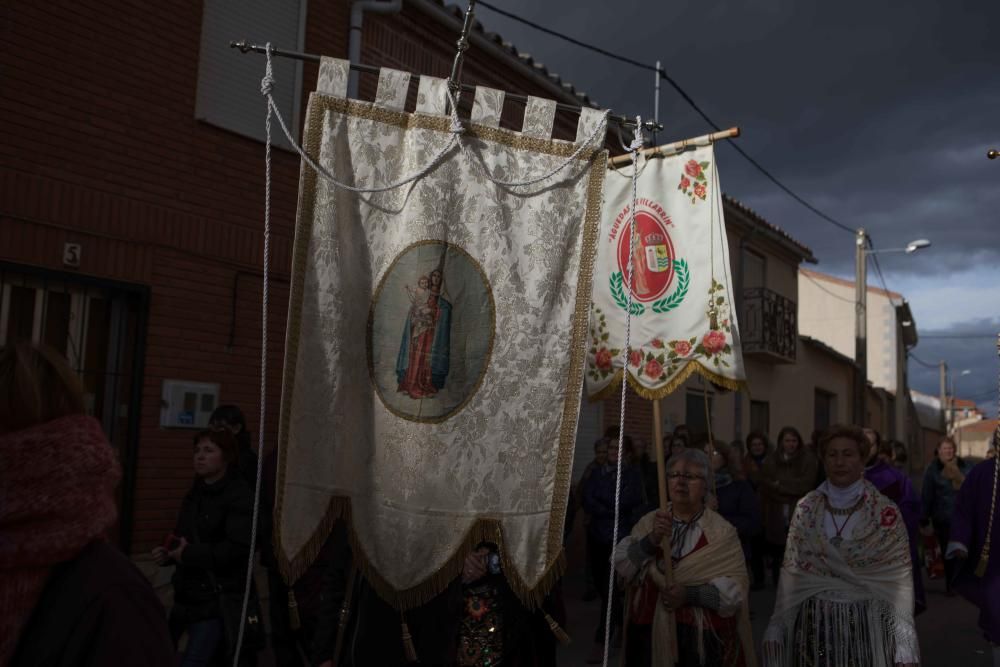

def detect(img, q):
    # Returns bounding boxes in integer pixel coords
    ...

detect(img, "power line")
[922,334,998,339]
[866,244,899,306]
[908,352,939,369]
[477,0,856,235]
[966,388,999,401]
[801,270,856,304]
[477,0,658,73]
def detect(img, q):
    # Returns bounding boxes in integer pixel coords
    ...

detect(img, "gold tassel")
[975,549,990,578]
[287,589,301,631]
[544,612,571,645]
[401,611,418,663]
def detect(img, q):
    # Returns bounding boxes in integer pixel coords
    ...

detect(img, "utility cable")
[800,270,857,304]
[922,334,999,339]
[908,352,939,369]
[477,1,857,235]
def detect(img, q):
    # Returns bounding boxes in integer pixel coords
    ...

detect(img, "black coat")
[12,541,174,667]
[170,470,253,622]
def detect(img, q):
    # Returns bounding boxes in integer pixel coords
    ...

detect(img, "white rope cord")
[232,44,276,667]
[602,117,643,667]
[444,86,611,189]
[260,47,608,195]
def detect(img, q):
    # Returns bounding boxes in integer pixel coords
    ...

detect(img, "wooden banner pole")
[652,398,679,664]
[608,126,741,167]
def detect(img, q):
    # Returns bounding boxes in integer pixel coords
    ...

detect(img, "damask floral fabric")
[275,58,607,607]
[586,146,747,400]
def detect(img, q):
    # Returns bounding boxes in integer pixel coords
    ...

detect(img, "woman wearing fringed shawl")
[613,448,756,667]
[763,425,919,667]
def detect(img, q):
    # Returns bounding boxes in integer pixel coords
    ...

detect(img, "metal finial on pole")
[988,149,999,160]
[653,59,661,143]
[447,0,478,102]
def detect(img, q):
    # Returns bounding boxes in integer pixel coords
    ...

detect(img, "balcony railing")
[742,287,797,363]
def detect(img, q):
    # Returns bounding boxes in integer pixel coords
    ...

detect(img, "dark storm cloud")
[476,0,1000,276]
[908,316,1000,414]
[472,0,999,407]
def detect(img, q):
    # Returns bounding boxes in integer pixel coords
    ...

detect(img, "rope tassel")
[544,612,571,645]
[401,611,418,663]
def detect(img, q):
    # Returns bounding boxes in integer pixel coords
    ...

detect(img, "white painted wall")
[797,270,900,393]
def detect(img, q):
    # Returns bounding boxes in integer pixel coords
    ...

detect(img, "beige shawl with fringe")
[763,480,917,666]
[626,508,757,667]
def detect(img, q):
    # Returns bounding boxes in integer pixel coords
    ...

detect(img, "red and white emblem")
[611,199,675,303]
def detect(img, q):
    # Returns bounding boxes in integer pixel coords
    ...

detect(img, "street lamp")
[854,230,932,424]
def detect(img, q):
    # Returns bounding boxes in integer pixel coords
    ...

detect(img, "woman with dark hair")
[763,425,918,666]
[154,429,258,666]
[923,436,974,595]
[2,342,173,666]
[209,404,259,487]
[742,431,769,489]
[760,426,819,586]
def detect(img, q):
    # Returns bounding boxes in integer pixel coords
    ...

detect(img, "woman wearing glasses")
[614,448,756,667]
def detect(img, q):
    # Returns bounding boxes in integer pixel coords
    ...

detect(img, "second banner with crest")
[586,145,747,400]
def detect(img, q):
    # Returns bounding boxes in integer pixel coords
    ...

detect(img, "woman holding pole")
[614,448,756,666]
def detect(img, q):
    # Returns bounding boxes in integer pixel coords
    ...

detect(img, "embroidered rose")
[685,160,703,179]
[651,338,665,349]
[693,183,707,200]
[629,349,643,367]
[880,506,898,527]
[644,359,664,379]
[678,176,691,191]
[595,348,613,371]
[702,330,727,355]
[671,340,692,357]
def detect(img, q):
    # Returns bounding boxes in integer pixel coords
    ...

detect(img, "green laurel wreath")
[610,259,690,316]
[652,259,690,313]
[609,271,645,316]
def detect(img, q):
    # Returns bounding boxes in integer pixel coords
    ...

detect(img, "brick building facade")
[0,0,594,553]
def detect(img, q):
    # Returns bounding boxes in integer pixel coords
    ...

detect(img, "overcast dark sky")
[473,0,1000,413]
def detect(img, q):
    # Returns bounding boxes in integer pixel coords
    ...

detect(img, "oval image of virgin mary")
[368,241,495,423]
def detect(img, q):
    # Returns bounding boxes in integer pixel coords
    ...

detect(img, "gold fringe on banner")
[275,495,568,613]
[588,360,748,404]
[273,86,606,621]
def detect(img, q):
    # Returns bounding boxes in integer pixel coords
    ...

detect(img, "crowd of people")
[3,340,1000,666]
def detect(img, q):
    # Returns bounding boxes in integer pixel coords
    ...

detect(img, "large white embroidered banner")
[586,146,746,400]
[277,58,608,607]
